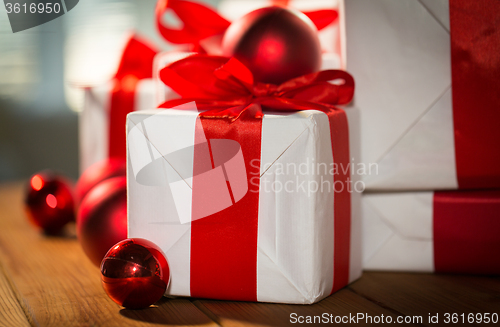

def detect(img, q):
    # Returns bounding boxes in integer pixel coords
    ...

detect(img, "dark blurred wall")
[0,102,78,182]
[0,0,221,183]
[0,7,78,182]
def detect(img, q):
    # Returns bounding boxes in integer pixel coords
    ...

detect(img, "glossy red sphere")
[75,158,126,205]
[101,238,170,309]
[222,6,321,85]
[77,177,128,266]
[24,171,75,234]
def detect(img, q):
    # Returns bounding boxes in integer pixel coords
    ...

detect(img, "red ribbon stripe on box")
[433,189,500,275]
[159,55,354,299]
[108,36,158,159]
[450,0,500,189]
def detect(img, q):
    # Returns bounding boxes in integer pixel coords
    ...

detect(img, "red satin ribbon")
[155,0,338,51]
[159,54,353,299]
[433,190,500,275]
[108,35,158,159]
[190,105,262,301]
[450,0,500,189]
[159,55,354,111]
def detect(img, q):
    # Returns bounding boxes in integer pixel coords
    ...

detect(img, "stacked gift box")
[77,0,499,306]
[345,0,500,273]
[79,36,158,172]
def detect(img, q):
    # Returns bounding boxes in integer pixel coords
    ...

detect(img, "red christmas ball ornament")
[75,158,126,205]
[77,177,128,266]
[101,238,170,309]
[222,6,321,85]
[24,171,75,234]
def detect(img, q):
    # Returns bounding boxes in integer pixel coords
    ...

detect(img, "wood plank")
[194,287,418,326]
[2,180,499,326]
[0,261,31,327]
[350,271,500,326]
[0,182,217,327]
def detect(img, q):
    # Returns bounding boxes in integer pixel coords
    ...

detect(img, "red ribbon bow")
[155,0,338,51]
[159,54,354,118]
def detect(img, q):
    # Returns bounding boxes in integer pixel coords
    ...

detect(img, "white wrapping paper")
[362,192,435,272]
[126,105,361,304]
[218,0,346,68]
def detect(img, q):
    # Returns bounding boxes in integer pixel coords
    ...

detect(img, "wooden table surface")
[0,182,499,327]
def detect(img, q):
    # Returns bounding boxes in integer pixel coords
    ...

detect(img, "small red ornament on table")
[75,158,126,205]
[222,6,322,84]
[77,176,128,266]
[101,238,170,309]
[24,171,75,234]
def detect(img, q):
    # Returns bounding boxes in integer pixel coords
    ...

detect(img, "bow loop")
[155,0,338,49]
[278,70,355,105]
[156,0,230,47]
[160,55,250,99]
[303,9,339,30]
[214,57,255,93]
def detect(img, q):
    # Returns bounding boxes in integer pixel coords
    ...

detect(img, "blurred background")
[0,0,218,182]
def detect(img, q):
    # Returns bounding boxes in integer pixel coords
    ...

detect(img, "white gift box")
[79,79,155,173]
[345,0,500,190]
[126,104,361,304]
[362,190,500,274]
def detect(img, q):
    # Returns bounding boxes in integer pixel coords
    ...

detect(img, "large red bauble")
[101,238,170,309]
[24,171,75,234]
[77,177,128,267]
[222,6,321,85]
[75,159,126,205]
